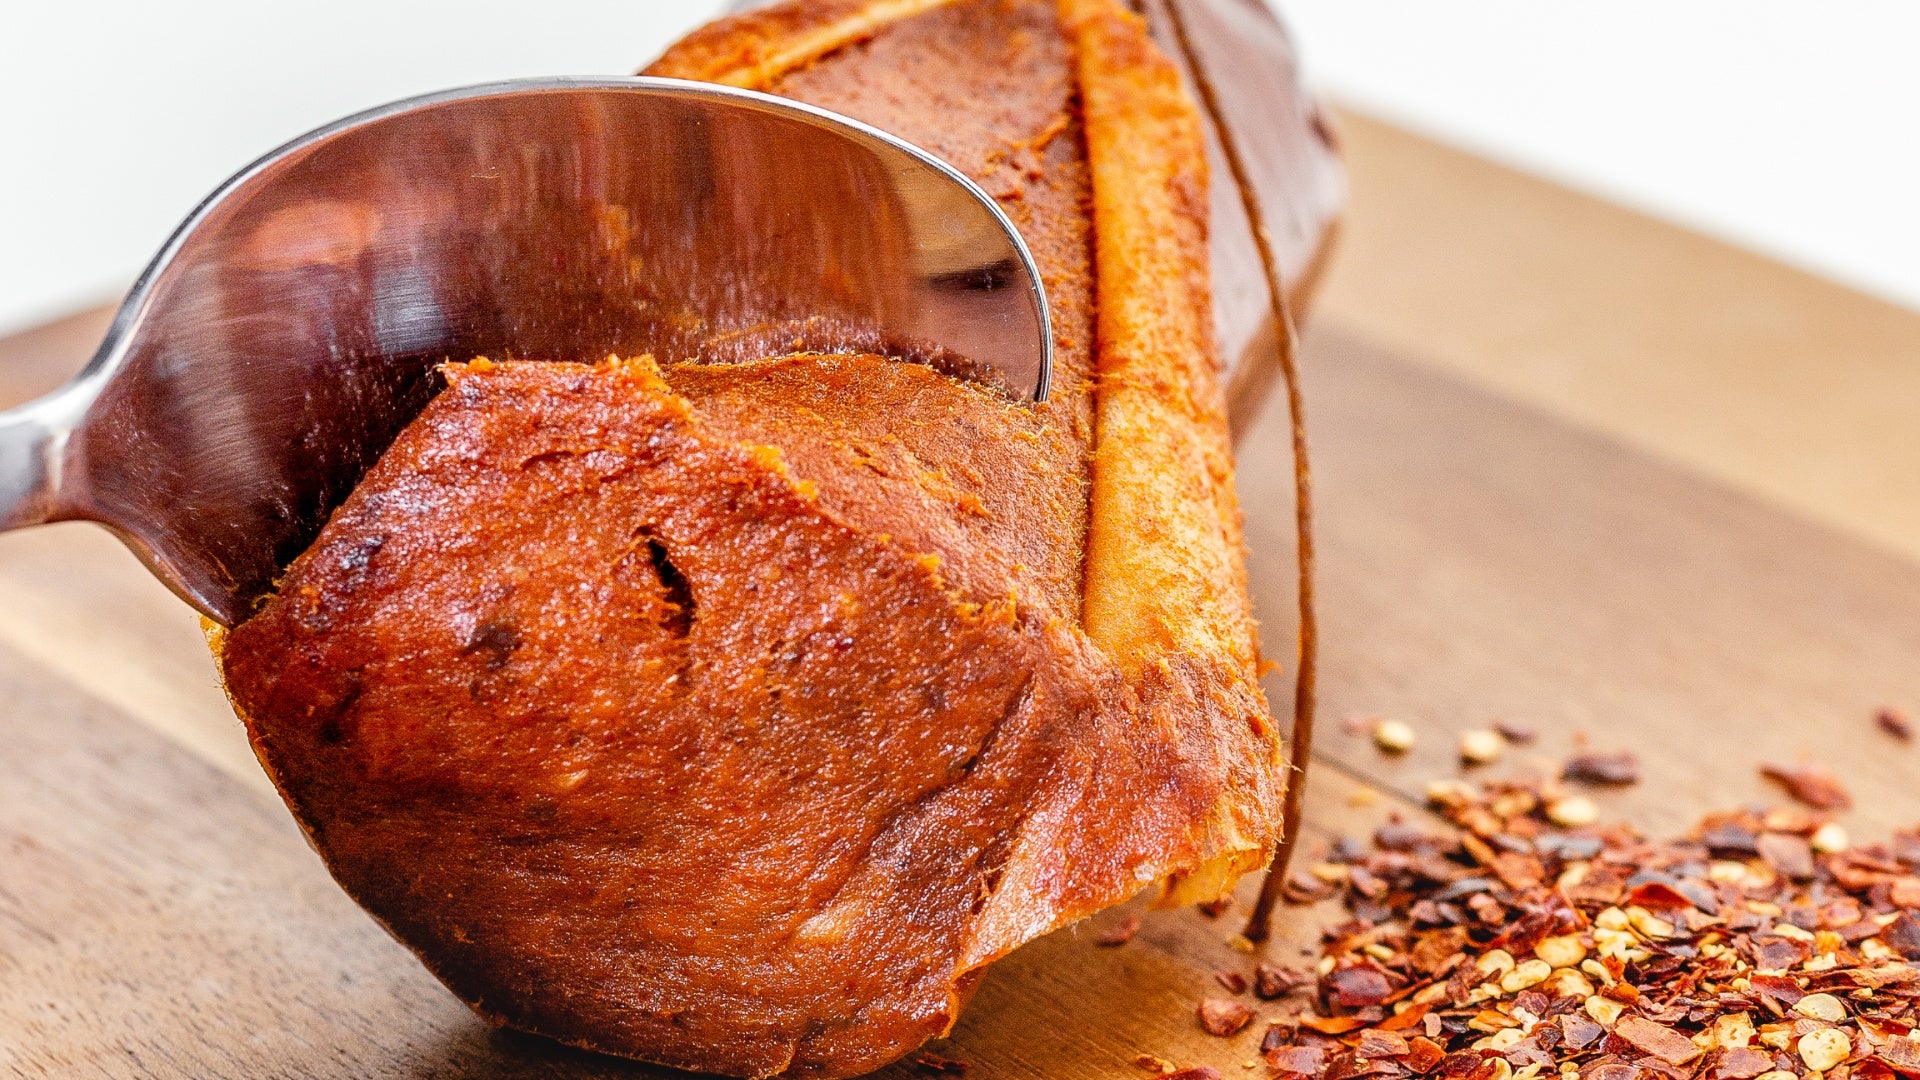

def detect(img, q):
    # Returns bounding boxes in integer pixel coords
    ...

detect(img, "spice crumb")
[1197,998,1254,1037]
[1459,728,1505,765]
[1196,896,1232,919]
[1810,820,1849,853]
[1373,719,1416,754]
[1561,751,1641,785]
[1545,794,1598,827]
[1253,961,1311,999]
[1761,762,1853,810]
[1495,720,1538,744]
[1095,913,1141,947]
[1878,706,1914,740]
[1234,777,1920,1080]
[1213,969,1248,995]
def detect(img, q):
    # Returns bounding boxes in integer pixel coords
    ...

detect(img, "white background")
[2,1,1917,338]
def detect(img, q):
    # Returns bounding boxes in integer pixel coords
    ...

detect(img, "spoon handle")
[0,387,82,531]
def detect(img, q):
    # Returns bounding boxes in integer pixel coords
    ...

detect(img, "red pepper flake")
[1163,1070,1224,1080]
[1267,1045,1327,1077]
[1133,1054,1175,1074]
[1757,831,1817,879]
[1348,863,1388,899]
[1213,969,1248,995]
[1559,1013,1605,1049]
[1259,1025,1292,1054]
[1404,1036,1446,1074]
[1096,914,1141,947]
[1255,962,1312,999]
[1750,972,1807,1008]
[1877,1036,1920,1076]
[1252,776,1920,1080]
[1879,708,1914,741]
[1283,873,1338,904]
[1762,762,1854,810]
[1300,1014,1370,1035]
[1409,927,1470,974]
[914,1051,971,1074]
[1323,963,1393,1009]
[1562,752,1641,785]
[1750,933,1813,969]
[1376,1001,1431,1033]
[1495,720,1538,744]
[1356,1030,1410,1057]
[1624,880,1697,911]
[1196,998,1254,1036]
[1196,896,1233,918]
[1885,911,1920,960]
[1863,1061,1905,1080]
[1614,1016,1703,1065]
[1716,1047,1776,1079]
[1490,850,1546,890]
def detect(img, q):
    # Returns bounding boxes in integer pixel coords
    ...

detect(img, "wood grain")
[6,114,1920,1076]
[1258,324,1920,842]
[6,313,1920,1075]
[0,591,1385,1079]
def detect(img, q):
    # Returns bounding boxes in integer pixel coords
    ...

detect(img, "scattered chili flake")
[1284,873,1338,904]
[1614,1016,1702,1065]
[1196,896,1233,919]
[1716,1047,1776,1079]
[1877,1036,1920,1075]
[1196,998,1254,1037]
[914,1051,970,1074]
[1133,1053,1175,1073]
[1096,913,1141,947]
[1495,720,1538,745]
[1751,933,1812,969]
[1323,963,1394,1009]
[1885,912,1920,959]
[1762,762,1854,810]
[1879,708,1915,741]
[1255,962,1312,999]
[1749,972,1807,1008]
[1162,1069,1224,1080]
[1623,880,1695,911]
[1267,1045,1326,1077]
[1357,1030,1410,1057]
[1213,969,1249,995]
[1757,831,1817,879]
[1299,1014,1370,1035]
[1374,719,1418,754]
[1202,777,1920,1080]
[1559,1014,1604,1049]
[1405,1036,1446,1074]
[1562,752,1641,785]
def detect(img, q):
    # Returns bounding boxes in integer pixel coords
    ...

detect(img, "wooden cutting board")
[5,110,1920,1078]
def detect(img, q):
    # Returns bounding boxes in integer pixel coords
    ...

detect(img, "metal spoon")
[0,76,1053,627]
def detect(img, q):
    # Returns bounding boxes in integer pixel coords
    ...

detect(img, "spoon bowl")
[0,76,1052,626]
